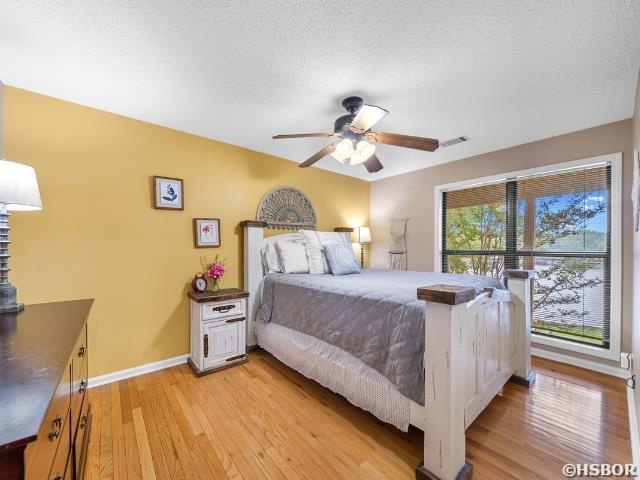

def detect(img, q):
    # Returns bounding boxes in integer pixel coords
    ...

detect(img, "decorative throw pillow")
[275,240,310,274]
[305,243,325,274]
[299,230,332,273]
[323,244,361,276]
[262,242,281,273]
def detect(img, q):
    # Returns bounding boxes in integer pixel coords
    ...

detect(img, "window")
[438,154,621,359]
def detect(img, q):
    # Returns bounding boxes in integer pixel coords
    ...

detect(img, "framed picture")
[194,218,221,248]
[153,176,184,210]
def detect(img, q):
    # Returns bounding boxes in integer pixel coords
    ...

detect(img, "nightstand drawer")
[201,300,243,320]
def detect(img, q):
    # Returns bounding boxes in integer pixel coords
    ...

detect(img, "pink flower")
[202,225,211,233]
[207,261,226,280]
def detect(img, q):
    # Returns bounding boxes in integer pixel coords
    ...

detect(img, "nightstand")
[188,288,249,376]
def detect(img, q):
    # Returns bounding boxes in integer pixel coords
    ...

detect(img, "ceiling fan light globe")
[330,151,349,164]
[335,138,354,155]
[331,138,354,164]
[350,141,376,165]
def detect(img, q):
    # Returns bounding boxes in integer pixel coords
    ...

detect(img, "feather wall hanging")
[389,208,409,270]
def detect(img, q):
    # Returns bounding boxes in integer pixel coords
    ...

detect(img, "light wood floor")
[86,351,631,480]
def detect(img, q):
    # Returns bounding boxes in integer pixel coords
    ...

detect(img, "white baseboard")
[532,347,626,378]
[88,354,189,389]
[628,385,640,476]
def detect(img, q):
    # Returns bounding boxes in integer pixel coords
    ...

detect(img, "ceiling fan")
[273,96,439,173]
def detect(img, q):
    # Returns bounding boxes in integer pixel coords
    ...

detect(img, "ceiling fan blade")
[363,154,384,173]
[349,105,388,133]
[365,132,439,151]
[273,133,334,139]
[299,143,337,168]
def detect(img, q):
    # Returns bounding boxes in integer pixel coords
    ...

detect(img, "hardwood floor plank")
[99,384,114,480]
[86,387,102,480]
[110,382,128,480]
[132,407,157,480]
[90,354,630,480]
[142,385,186,479]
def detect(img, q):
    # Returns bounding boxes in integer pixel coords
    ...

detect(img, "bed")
[242,221,535,480]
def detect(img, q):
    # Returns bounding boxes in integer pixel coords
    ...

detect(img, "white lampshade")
[356,226,371,243]
[0,159,42,211]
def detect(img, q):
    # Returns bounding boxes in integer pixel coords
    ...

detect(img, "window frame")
[434,153,622,360]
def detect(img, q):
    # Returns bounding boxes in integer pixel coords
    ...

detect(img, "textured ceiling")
[1,1,639,181]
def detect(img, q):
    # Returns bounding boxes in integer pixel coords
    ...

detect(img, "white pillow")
[301,230,350,246]
[305,243,325,274]
[299,231,333,273]
[261,242,282,273]
[275,240,310,274]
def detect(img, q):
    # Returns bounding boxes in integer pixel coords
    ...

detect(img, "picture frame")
[194,218,221,248]
[153,176,184,210]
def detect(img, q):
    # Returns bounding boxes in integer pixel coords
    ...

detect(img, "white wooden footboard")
[416,270,535,480]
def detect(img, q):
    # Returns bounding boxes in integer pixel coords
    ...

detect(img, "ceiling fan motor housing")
[341,96,363,114]
[335,96,366,139]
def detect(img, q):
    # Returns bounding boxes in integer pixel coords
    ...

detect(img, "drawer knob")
[80,414,88,429]
[54,475,63,480]
[48,429,60,441]
[78,345,86,358]
[79,380,87,393]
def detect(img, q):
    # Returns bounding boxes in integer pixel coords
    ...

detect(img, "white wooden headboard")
[241,220,350,346]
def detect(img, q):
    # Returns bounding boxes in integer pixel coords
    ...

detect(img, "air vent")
[441,135,470,148]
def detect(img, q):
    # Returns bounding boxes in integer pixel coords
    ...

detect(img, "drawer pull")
[48,415,62,440]
[80,414,88,429]
[204,334,209,358]
[79,380,87,394]
[212,304,234,313]
[225,317,244,324]
[54,475,63,480]
[78,345,86,358]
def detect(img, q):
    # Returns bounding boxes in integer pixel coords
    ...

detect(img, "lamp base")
[0,284,24,313]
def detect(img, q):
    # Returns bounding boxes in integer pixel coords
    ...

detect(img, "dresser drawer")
[48,417,71,480]
[25,363,72,480]
[71,359,87,441]
[201,300,244,320]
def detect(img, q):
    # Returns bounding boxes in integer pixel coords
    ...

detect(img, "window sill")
[532,333,619,361]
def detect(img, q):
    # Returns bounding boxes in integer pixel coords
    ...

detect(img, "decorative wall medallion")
[256,186,317,230]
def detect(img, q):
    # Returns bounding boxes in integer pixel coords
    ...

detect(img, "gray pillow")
[323,244,361,276]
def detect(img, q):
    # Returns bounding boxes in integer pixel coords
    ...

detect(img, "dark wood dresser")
[0,299,93,480]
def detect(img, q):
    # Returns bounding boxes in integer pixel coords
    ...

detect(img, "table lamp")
[0,159,42,313]
[355,226,371,268]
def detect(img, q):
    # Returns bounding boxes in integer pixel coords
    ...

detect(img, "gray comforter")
[258,268,504,405]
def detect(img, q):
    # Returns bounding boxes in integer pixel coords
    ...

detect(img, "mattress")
[258,268,504,404]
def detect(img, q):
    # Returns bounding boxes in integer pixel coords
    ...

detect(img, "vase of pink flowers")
[200,255,226,291]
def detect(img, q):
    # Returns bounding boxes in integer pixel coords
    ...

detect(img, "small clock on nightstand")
[191,274,207,293]
[187,288,249,376]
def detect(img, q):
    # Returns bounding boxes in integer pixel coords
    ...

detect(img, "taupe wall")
[371,119,633,365]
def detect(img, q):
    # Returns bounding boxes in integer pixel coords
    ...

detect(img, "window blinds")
[442,163,611,348]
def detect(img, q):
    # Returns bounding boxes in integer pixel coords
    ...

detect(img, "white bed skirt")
[255,320,416,431]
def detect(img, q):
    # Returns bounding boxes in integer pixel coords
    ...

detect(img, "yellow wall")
[2,86,370,377]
